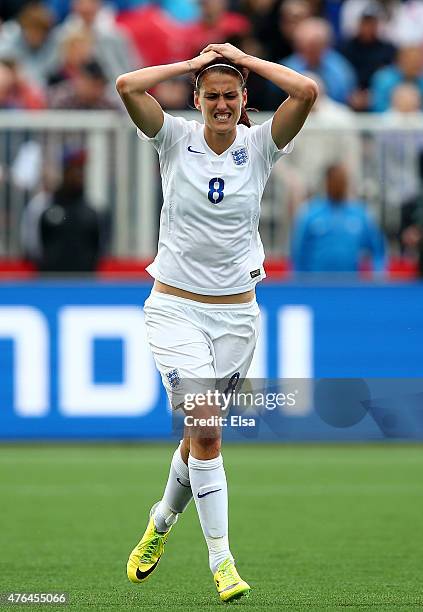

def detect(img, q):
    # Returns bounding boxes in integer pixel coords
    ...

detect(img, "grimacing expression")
[194,72,247,134]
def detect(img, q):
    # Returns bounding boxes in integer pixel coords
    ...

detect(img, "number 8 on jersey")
[208,177,225,204]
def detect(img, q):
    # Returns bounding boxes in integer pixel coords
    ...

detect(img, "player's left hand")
[200,43,247,64]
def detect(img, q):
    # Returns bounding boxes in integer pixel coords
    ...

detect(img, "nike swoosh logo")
[136,559,160,580]
[197,488,222,498]
[176,478,191,488]
[187,146,205,154]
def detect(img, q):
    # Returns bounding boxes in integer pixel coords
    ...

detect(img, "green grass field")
[0,444,422,611]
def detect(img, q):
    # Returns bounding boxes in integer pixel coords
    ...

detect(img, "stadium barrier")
[1,280,422,441]
[1,111,423,258]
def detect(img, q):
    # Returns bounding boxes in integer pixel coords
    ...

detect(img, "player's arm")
[201,43,318,150]
[116,51,222,137]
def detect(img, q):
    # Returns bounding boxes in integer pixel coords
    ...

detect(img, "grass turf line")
[0,444,422,611]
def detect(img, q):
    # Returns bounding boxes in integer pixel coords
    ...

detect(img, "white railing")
[1,110,422,258]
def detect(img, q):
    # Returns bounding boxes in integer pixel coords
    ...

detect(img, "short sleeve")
[248,117,294,167]
[137,112,191,154]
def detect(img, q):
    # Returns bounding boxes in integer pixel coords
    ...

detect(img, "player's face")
[195,72,246,135]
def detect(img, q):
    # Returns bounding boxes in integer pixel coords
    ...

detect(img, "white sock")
[188,453,233,574]
[153,443,192,533]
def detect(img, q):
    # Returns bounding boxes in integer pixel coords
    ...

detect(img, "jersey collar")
[200,126,242,158]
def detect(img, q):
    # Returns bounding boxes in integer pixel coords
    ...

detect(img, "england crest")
[231,147,248,166]
[166,368,181,389]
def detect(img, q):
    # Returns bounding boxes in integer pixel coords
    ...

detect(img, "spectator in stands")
[226,33,274,110]
[387,81,422,116]
[399,149,423,277]
[47,0,119,23]
[307,0,324,16]
[240,0,311,63]
[339,1,396,111]
[291,163,385,273]
[0,2,59,87]
[272,0,313,62]
[374,83,423,225]
[22,148,101,272]
[276,73,360,213]
[47,25,94,86]
[63,0,117,33]
[0,0,32,22]
[116,4,187,66]
[0,58,45,109]
[184,0,250,58]
[46,0,201,24]
[370,43,423,112]
[384,0,423,48]
[21,192,50,266]
[340,0,389,41]
[401,218,423,276]
[153,77,191,111]
[58,0,139,82]
[45,0,73,22]
[382,87,423,271]
[48,59,119,109]
[282,17,357,105]
[0,62,14,108]
[158,0,200,23]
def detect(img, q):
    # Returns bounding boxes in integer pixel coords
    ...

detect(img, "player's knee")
[191,436,221,457]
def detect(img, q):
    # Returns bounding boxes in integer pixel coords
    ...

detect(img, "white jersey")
[138,112,293,295]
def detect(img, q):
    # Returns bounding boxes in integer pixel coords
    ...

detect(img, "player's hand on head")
[200,43,246,64]
[191,50,222,71]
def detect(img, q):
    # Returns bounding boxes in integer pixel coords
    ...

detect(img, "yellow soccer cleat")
[214,558,251,602]
[127,503,173,584]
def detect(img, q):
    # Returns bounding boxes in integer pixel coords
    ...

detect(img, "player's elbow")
[116,73,143,97]
[116,74,130,97]
[300,78,319,104]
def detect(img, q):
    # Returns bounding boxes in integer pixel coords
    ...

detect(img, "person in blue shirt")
[291,163,386,273]
[370,44,423,112]
[46,0,199,23]
[282,17,357,105]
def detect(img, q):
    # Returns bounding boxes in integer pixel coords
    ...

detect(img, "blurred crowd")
[2,0,423,113]
[1,0,423,274]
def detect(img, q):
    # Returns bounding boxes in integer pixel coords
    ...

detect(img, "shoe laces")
[217,559,240,589]
[139,533,164,563]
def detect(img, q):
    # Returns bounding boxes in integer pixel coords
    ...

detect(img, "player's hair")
[193,58,252,128]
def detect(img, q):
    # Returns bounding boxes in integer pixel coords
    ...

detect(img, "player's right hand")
[190,50,222,72]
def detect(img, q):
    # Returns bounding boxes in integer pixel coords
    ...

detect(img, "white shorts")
[144,291,260,408]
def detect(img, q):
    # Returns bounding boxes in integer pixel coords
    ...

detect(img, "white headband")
[195,64,244,89]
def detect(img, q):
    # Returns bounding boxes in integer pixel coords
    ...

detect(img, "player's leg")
[197,299,258,601]
[189,424,229,568]
[188,420,251,602]
[152,438,192,533]
[127,438,193,584]
[127,293,213,583]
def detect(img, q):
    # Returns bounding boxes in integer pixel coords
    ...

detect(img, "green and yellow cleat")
[127,503,172,584]
[214,558,251,602]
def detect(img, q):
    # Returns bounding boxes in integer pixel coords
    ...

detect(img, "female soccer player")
[116,42,317,603]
